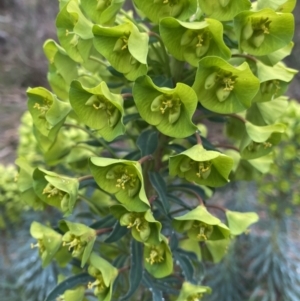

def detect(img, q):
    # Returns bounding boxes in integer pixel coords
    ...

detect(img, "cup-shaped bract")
[173,206,231,241]
[240,122,286,160]
[192,57,260,114]
[252,61,297,103]
[176,282,211,301]
[89,158,150,212]
[93,22,148,81]
[133,75,197,138]
[80,0,125,25]
[61,220,96,267]
[56,0,94,63]
[160,18,231,67]
[33,168,79,216]
[87,253,118,301]
[27,87,71,143]
[198,0,251,21]
[144,235,173,278]
[169,144,233,187]
[256,0,296,13]
[69,80,125,141]
[30,221,62,267]
[58,286,85,301]
[43,39,78,101]
[226,210,259,236]
[133,0,197,24]
[15,158,45,210]
[110,205,162,244]
[234,9,294,56]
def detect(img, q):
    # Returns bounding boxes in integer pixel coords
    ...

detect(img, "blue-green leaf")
[121,240,143,300]
[148,171,170,214]
[105,221,129,243]
[44,273,93,301]
[137,129,159,157]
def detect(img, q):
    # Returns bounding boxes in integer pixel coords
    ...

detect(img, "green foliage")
[8,0,299,300]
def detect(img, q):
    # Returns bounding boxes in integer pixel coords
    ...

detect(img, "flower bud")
[242,19,253,40]
[170,2,184,17]
[195,39,210,58]
[168,108,181,124]
[219,0,230,7]
[180,29,194,46]
[108,109,120,127]
[113,38,125,52]
[179,156,192,172]
[151,95,163,112]
[251,33,265,48]
[205,72,218,90]
[216,87,231,102]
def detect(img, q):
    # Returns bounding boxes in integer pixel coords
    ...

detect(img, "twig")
[138,154,154,164]
[96,227,113,235]
[78,175,94,182]
[206,204,227,213]
[232,53,258,63]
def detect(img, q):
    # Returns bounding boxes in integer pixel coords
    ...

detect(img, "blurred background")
[0,1,300,300]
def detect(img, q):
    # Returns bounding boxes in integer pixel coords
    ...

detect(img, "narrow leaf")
[137,129,159,156]
[142,272,163,301]
[148,171,170,214]
[121,240,143,300]
[174,250,195,283]
[44,273,93,301]
[105,221,129,243]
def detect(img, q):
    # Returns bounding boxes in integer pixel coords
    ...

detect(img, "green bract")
[246,96,289,126]
[80,0,125,25]
[226,210,259,235]
[144,235,173,278]
[30,221,62,267]
[192,57,260,114]
[173,206,231,241]
[56,0,94,63]
[32,168,79,216]
[69,80,125,141]
[43,39,78,100]
[57,286,85,301]
[133,75,197,138]
[198,0,251,21]
[169,144,233,187]
[61,220,96,267]
[251,62,297,103]
[234,9,294,56]
[240,122,286,159]
[256,0,296,13]
[176,282,211,301]
[88,253,118,301]
[159,18,231,67]
[110,205,162,244]
[15,158,45,210]
[27,87,71,143]
[93,22,148,81]
[89,158,150,212]
[133,0,197,24]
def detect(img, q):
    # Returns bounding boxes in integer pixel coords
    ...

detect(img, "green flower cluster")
[14,0,297,300]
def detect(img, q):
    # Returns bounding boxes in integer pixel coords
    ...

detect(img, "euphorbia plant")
[15,0,297,300]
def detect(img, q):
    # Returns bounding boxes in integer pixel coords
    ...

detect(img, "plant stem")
[96,227,113,235]
[89,56,109,67]
[195,131,202,145]
[149,195,158,204]
[170,57,184,84]
[122,93,133,99]
[223,114,247,124]
[118,266,130,273]
[214,144,239,152]
[206,204,227,213]
[78,194,102,216]
[138,154,154,164]
[232,53,258,63]
[78,175,94,182]
[178,187,204,206]
[148,31,171,77]
[63,123,117,158]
